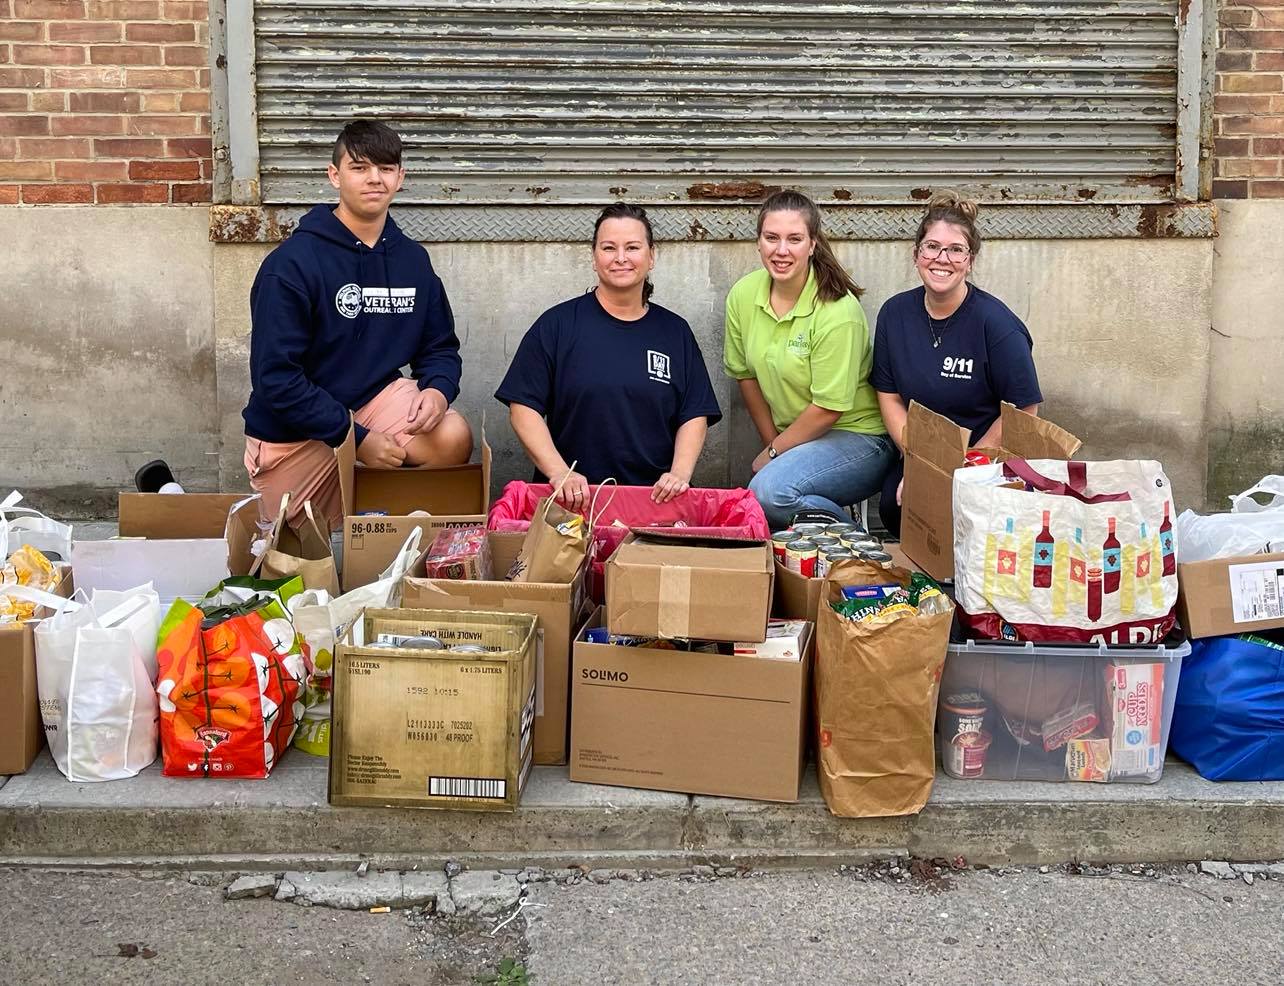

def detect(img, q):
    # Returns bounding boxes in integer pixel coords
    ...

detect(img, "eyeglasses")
[917,241,971,262]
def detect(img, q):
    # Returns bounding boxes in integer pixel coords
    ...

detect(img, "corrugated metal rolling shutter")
[252,0,1182,205]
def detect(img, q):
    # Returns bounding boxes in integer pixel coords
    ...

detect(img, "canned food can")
[448,644,488,654]
[824,522,860,537]
[810,534,841,551]
[841,534,881,551]
[824,548,855,569]
[791,523,829,539]
[815,552,831,578]
[859,549,893,566]
[785,539,819,578]
[399,635,445,649]
[771,530,800,565]
[945,730,992,779]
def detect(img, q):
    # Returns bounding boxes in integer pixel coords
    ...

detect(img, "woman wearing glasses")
[871,190,1043,536]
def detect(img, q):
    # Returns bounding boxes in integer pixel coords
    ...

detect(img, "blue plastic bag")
[1170,632,1284,781]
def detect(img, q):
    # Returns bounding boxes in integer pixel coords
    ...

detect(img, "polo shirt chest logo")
[786,331,809,358]
[941,355,975,381]
[647,350,672,383]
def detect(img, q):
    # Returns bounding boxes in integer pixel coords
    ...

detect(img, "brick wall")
[0,0,211,205]
[1214,3,1284,198]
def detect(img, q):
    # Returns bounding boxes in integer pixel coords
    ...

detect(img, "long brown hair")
[756,190,863,302]
[914,189,982,257]
[592,202,655,303]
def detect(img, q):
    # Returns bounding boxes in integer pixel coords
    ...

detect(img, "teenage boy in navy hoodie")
[241,120,472,531]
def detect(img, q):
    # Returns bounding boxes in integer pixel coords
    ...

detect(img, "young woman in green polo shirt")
[723,190,894,530]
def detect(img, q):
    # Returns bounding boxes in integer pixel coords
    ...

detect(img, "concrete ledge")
[1,751,1282,868]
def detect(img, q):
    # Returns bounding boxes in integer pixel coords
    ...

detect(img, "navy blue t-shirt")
[870,285,1043,444]
[495,292,723,485]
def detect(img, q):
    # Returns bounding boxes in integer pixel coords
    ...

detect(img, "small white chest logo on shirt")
[647,350,671,383]
[335,283,362,319]
[362,287,416,314]
[941,356,974,381]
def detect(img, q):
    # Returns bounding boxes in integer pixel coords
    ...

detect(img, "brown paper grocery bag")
[815,558,953,818]
[253,493,341,597]
[508,496,587,584]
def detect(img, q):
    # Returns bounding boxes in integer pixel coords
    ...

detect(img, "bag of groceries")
[815,558,954,817]
[251,492,340,597]
[953,459,1178,644]
[155,575,308,778]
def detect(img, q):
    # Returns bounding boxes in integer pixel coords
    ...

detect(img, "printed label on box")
[1228,561,1284,624]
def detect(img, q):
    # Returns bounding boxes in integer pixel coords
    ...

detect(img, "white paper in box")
[72,538,230,607]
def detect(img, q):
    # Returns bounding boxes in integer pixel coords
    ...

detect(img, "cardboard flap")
[118,492,253,539]
[224,495,263,576]
[616,536,771,573]
[1000,402,1082,460]
[337,418,357,518]
[628,528,766,548]
[904,401,970,472]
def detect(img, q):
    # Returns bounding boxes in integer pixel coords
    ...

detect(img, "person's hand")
[357,431,407,468]
[896,478,904,506]
[406,387,448,435]
[552,469,590,512]
[751,447,773,474]
[651,471,690,504]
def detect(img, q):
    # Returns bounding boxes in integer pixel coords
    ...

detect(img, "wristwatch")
[767,444,778,459]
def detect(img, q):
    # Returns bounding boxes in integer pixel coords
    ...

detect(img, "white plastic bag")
[1176,477,1284,563]
[33,583,161,781]
[287,528,422,755]
[1,490,73,562]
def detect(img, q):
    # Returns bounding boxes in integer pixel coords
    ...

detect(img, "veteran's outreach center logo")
[335,284,417,319]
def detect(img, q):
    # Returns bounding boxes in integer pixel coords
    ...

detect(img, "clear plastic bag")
[1177,476,1284,563]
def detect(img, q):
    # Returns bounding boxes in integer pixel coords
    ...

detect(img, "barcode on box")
[429,776,506,799]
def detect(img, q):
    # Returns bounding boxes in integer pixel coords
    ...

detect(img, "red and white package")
[1106,662,1164,779]
[423,526,493,581]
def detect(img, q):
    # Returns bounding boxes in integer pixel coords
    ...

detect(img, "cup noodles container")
[940,692,990,778]
[1106,662,1164,779]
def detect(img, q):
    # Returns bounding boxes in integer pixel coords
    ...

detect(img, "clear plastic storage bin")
[938,636,1190,784]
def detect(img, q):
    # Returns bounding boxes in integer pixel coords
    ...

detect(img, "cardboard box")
[402,531,589,765]
[71,493,259,605]
[772,543,920,622]
[0,565,72,774]
[605,533,772,642]
[900,401,1081,581]
[570,607,811,802]
[1177,552,1284,638]
[337,422,491,590]
[330,607,536,811]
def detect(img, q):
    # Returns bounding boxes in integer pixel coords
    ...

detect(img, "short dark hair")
[332,120,403,167]
[592,203,656,303]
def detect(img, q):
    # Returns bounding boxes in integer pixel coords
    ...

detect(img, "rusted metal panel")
[249,0,1191,206]
[208,202,1218,243]
[227,0,262,204]
[1173,0,1204,201]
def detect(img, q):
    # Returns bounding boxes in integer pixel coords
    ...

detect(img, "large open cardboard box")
[1177,552,1284,638]
[605,532,772,642]
[402,531,590,765]
[330,607,536,812]
[71,493,259,605]
[0,564,73,774]
[773,543,921,622]
[570,607,811,802]
[901,402,1081,581]
[337,421,491,590]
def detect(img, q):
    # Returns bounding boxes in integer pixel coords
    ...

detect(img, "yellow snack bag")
[2,544,58,620]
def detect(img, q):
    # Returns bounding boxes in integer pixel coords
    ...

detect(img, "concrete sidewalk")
[2,750,1280,870]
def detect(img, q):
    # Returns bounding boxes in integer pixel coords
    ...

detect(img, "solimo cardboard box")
[773,544,921,622]
[0,564,72,774]
[901,401,1081,581]
[330,607,536,811]
[71,493,259,605]
[402,531,588,766]
[337,420,491,590]
[570,607,812,802]
[605,533,772,642]
[1177,552,1284,638]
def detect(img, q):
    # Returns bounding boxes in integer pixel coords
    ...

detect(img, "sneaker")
[789,507,849,528]
[134,459,177,494]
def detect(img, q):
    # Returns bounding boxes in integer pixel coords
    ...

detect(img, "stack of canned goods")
[771,522,893,577]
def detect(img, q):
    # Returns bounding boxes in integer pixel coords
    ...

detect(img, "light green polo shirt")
[723,267,885,435]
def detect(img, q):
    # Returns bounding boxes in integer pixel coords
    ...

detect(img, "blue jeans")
[749,431,897,531]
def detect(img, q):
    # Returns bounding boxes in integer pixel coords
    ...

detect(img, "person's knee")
[436,411,473,463]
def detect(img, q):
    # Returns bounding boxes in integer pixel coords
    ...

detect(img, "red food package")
[424,526,493,581]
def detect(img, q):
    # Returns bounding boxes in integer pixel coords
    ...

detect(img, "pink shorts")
[245,378,423,532]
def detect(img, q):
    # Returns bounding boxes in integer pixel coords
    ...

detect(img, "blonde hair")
[915,189,981,257]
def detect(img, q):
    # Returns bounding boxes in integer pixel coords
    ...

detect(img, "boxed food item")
[422,526,492,581]
[337,419,491,590]
[733,620,809,661]
[403,531,590,766]
[330,608,536,811]
[901,401,1081,581]
[606,532,772,643]
[938,635,1188,783]
[0,563,72,774]
[570,608,811,802]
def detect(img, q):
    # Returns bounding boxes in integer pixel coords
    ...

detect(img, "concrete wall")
[0,206,217,516]
[1208,199,1284,506]
[0,207,1226,515]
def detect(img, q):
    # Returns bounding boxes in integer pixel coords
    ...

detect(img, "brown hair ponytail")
[756,190,863,302]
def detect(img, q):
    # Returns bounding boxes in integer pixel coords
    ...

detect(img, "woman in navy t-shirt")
[495,204,722,512]
[870,191,1043,537]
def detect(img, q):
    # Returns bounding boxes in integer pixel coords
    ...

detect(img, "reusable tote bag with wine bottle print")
[952,459,1179,644]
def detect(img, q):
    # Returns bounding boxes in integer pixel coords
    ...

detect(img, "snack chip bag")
[2,544,57,620]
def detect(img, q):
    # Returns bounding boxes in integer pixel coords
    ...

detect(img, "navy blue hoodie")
[242,205,462,448]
